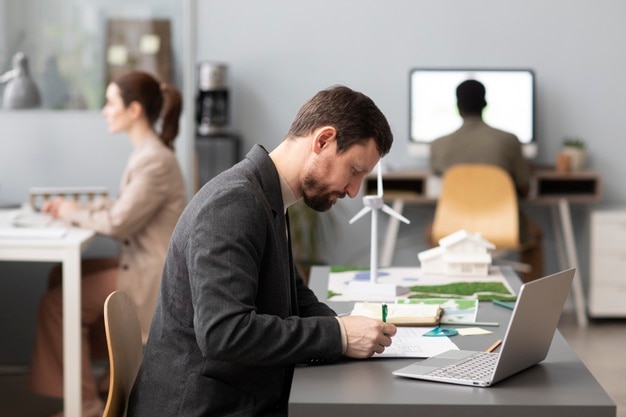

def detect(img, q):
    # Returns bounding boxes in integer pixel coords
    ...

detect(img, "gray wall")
[1,0,625,364]
[195,0,626,270]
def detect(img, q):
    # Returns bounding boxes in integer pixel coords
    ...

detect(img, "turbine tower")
[349,161,411,298]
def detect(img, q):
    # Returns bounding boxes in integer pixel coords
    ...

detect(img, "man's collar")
[276,169,300,213]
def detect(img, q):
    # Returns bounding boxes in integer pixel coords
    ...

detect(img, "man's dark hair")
[456,79,487,116]
[286,85,393,156]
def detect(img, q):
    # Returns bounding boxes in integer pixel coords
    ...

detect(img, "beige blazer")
[61,134,186,341]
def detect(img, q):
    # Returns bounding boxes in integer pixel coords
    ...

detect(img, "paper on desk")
[0,227,68,239]
[11,212,55,228]
[373,327,459,358]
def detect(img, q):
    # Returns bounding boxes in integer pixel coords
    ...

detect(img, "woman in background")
[29,70,187,417]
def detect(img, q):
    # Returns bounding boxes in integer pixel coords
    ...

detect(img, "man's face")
[302,138,380,212]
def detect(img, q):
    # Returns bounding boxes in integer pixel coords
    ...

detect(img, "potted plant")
[561,138,586,172]
[288,201,338,285]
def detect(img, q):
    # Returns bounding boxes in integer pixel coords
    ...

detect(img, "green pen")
[382,303,388,323]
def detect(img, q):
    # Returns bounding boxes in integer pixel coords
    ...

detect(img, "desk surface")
[289,266,616,417]
[0,209,95,257]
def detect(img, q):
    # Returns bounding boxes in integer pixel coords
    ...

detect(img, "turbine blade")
[349,207,371,224]
[381,204,411,224]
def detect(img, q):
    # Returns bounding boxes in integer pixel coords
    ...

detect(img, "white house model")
[418,229,495,276]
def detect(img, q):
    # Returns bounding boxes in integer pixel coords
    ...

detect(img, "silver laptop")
[392,268,575,387]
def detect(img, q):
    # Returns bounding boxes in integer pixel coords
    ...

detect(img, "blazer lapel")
[286,213,299,316]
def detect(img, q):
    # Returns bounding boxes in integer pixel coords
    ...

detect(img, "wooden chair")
[429,164,528,270]
[102,291,143,417]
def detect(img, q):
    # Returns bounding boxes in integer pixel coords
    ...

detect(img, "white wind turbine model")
[348,161,411,298]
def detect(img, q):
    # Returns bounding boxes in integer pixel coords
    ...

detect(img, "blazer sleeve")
[188,182,343,366]
[61,149,175,239]
[295,270,337,317]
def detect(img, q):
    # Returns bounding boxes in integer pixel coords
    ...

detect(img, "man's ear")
[312,126,337,154]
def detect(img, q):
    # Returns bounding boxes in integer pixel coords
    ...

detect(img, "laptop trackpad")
[394,351,477,376]
[435,350,477,360]
[412,350,476,368]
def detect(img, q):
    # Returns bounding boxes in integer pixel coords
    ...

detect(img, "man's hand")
[339,316,397,358]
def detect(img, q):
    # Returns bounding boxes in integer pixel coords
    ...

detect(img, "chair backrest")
[102,291,143,417]
[431,163,519,249]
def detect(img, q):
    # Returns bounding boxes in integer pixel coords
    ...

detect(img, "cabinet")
[194,133,241,191]
[589,207,626,317]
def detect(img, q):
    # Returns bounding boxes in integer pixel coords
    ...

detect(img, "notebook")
[350,302,443,326]
[392,268,575,387]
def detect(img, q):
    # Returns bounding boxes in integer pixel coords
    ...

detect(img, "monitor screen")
[409,68,535,151]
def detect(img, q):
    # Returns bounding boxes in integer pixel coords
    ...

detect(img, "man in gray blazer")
[127,85,397,416]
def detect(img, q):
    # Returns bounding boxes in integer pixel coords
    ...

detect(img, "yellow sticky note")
[457,327,492,336]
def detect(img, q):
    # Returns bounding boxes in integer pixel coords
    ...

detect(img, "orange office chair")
[428,163,529,272]
[102,291,143,417]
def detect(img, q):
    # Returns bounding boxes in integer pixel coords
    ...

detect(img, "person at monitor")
[430,79,544,282]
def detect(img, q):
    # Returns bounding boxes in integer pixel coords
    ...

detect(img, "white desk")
[0,209,96,416]
[365,168,602,328]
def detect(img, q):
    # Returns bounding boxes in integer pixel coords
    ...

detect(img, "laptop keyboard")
[427,351,499,380]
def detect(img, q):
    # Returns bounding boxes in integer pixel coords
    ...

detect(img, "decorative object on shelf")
[0,52,41,109]
[40,55,70,109]
[560,137,586,172]
[105,18,172,87]
[555,151,571,173]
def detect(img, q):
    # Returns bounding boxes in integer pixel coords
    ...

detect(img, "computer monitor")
[409,68,536,159]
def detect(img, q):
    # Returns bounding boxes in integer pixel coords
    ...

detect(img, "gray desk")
[289,266,616,417]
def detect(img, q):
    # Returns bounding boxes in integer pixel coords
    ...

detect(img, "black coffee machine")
[194,62,240,190]
[196,62,229,135]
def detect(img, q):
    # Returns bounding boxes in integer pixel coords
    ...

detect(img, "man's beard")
[302,175,345,212]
